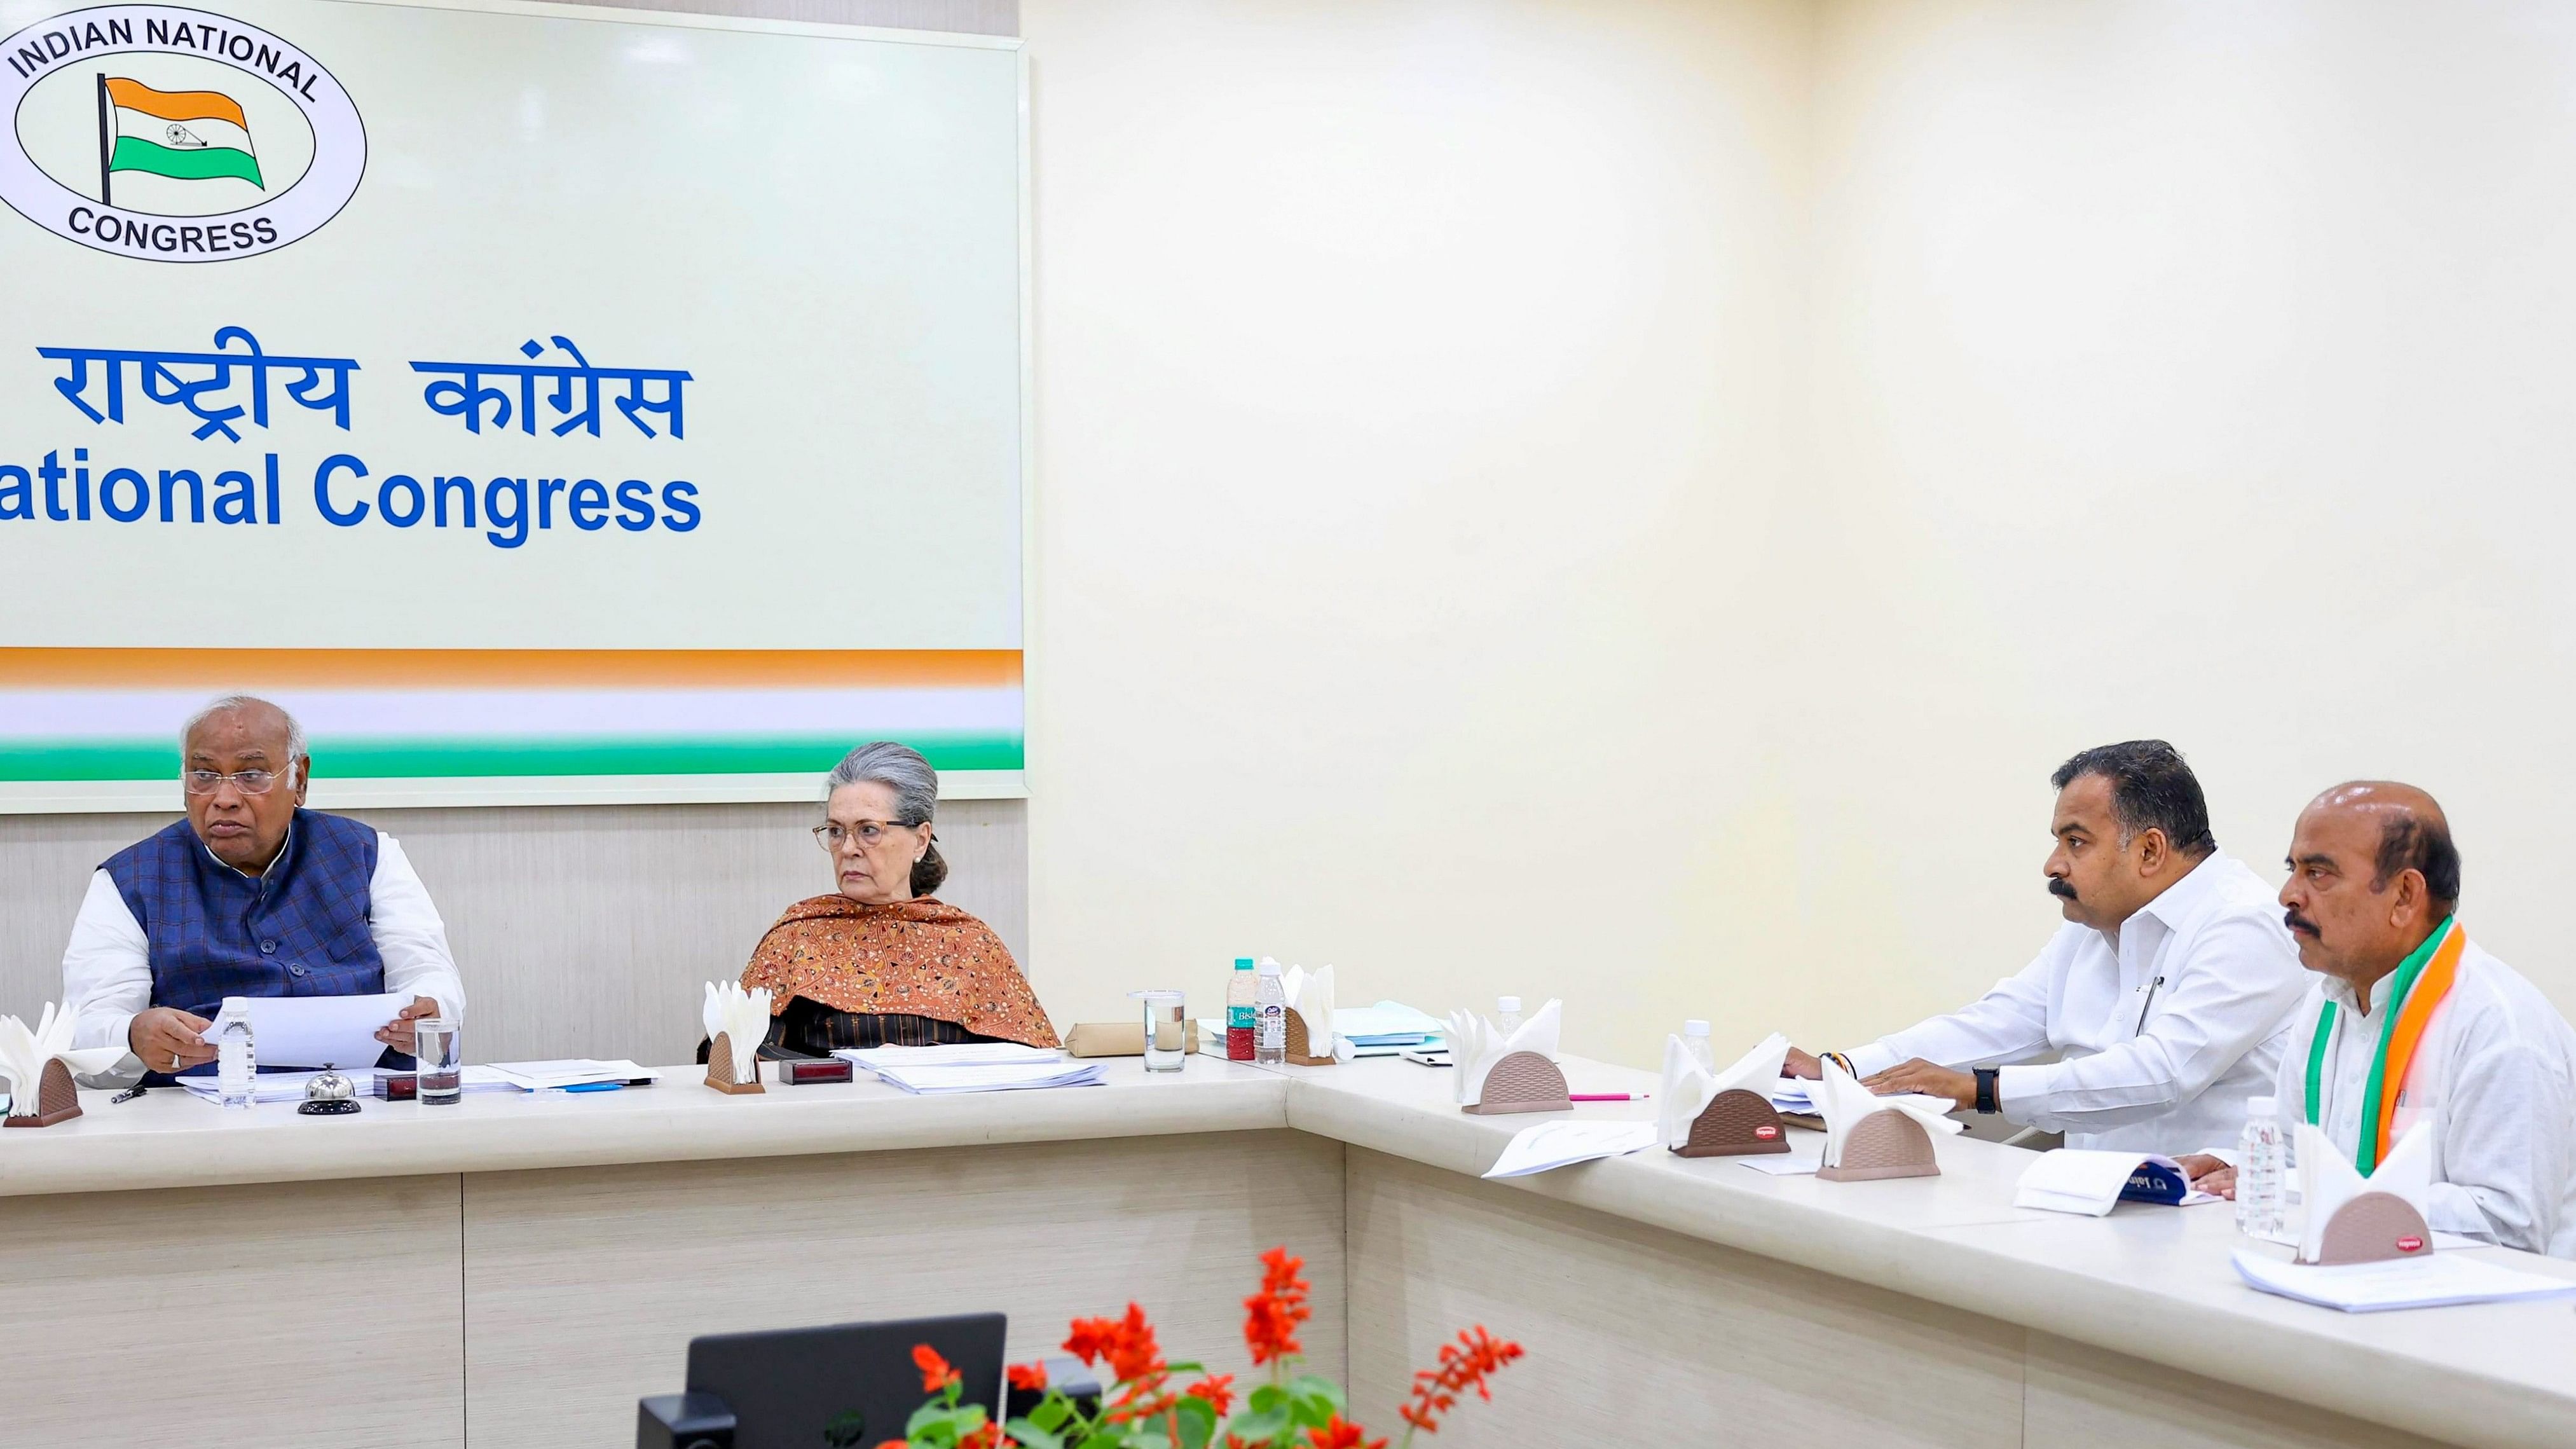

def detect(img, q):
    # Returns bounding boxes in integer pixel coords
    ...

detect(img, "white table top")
[4,1050,2571,1448]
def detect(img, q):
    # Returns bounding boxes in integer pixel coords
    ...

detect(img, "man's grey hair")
[824,740,938,824]
[182,695,308,772]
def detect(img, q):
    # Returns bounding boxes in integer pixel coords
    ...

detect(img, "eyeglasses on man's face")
[183,768,285,796]
[812,820,921,850]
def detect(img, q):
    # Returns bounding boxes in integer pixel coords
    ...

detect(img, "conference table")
[4,1051,2572,1449]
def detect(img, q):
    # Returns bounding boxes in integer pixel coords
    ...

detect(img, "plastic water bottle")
[1494,996,1524,1037]
[1683,1019,1716,1074]
[1254,958,1287,1065]
[215,996,256,1109]
[1226,958,1257,1061]
[2234,1095,2284,1237]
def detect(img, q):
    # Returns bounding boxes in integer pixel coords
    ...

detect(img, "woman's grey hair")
[182,695,308,776]
[824,741,947,895]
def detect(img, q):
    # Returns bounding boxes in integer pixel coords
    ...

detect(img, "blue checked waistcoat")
[103,808,393,1078]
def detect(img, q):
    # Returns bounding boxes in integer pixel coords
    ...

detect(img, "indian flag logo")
[95,74,261,202]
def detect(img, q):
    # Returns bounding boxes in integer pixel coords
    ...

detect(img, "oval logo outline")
[0,3,364,262]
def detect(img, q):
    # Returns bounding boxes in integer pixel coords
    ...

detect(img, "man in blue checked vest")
[62,695,466,1081]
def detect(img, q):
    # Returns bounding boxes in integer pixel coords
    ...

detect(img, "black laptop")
[683,1312,1007,1449]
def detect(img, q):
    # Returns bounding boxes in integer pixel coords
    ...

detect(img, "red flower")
[873,1441,908,1449]
[1185,1372,1237,1416]
[1303,1414,1387,1449]
[959,1424,1015,1449]
[1397,1327,1523,1435]
[1242,1246,1313,1366]
[1062,1303,1167,1385]
[1006,1361,1048,1393]
[913,1343,962,1394]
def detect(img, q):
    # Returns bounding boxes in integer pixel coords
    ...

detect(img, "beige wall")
[1775,0,2576,1046]
[1018,0,1817,1059]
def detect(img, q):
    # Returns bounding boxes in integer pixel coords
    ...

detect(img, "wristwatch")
[1973,1067,2000,1115]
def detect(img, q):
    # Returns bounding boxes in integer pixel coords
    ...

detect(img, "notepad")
[1481,1120,1658,1178]
[2231,1249,2576,1312]
[870,1061,1106,1095]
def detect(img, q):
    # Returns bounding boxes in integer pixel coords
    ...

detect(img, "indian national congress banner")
[0,0,1027,807]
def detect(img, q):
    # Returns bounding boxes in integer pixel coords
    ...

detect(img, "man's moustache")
[2047,877,2078,900]
[2284,910,2320,937]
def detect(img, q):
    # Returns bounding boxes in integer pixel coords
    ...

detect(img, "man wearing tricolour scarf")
[2181,783,2576,1257]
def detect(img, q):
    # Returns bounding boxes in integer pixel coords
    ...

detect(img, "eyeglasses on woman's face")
[812,819,921,851]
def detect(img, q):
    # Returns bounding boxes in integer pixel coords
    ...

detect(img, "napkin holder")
[1462,1050,1571,1115]
[2310,1191,2434,1265]
[2,1059,81,1129]
[1673,1088,1790,1157]
[1816,1106,1939,1181]
[702,1031,764,1095]
[1284,1008,1336,1067]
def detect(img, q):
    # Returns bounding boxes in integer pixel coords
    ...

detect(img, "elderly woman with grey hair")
[737,741,1058,1052]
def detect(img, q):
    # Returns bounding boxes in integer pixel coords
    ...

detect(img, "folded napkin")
[2298,1120,2434,1263]
[0,1003,127,1116]
[1446,998,1561,1105]
[701,980,773,1084]
[1814,1057,1962,1168]
[1280,964,1343,1059]
[1657,1031,1791,1148]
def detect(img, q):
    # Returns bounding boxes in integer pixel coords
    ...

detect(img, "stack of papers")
[179,1069,389,1104]
[1768,1078,1817,1115]
[834,1042,1062,1071]
[485,1059,657,1090]
[2231,1249,2576,1312]
[872,1060,1106,1095]
[1338,1001,1446,1048]
[1483,1120,1659,1179]
[2015,1150,2220,1216]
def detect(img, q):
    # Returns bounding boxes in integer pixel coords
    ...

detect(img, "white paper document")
[2015,1150,2221,1216]
[1481,1120,1659,1179]
[872,1061,1106,1095]
[835,1042,1062,1071]
[2231,1249,2576,1312]
[1768,1078,1816,1115]
[1740,1148,1825,1176]
[219,992,406,1069]
[486,1059,658,1090]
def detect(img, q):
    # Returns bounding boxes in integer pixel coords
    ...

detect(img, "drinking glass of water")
[415,1017,463,1104]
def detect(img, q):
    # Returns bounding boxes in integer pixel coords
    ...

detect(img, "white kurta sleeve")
[2425,1031,2573,1254]
[1996,914,2308,1134]
[370,834,467,1024]
[63,869,153,1054]
[1843,936,2064,1080]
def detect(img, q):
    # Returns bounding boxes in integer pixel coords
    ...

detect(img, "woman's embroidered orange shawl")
[740,895,1060,1048]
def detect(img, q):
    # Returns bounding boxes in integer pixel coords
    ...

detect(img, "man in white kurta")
[2182,783,2576,1257]
[1790,741,2309,1153]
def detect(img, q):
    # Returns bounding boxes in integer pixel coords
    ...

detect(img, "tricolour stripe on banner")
[0,647,1020,688]
[0,734,1024,781]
